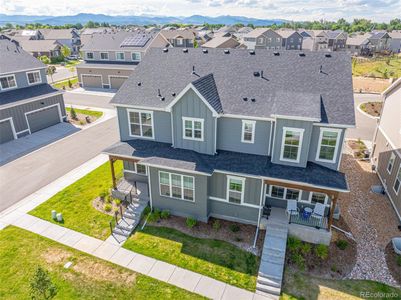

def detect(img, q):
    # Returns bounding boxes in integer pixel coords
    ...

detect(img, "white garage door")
[110,76,128,89]
[27,105,61,133]
[82,75,102,88]
[0,119,16,144]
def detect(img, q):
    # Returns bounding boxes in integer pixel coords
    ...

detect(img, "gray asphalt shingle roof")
[0,84,61,107]
[104,139,348,191]
[0,39,45,74]
[191,74,223,114]
[111,48,355,126]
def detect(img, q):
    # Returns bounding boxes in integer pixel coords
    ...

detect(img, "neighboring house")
[243,28,282,50]
[160,29,196,48]
[346,33,372,56]
[233,26,253,40]
[216,25,238,35]
[389,31,401,53]
[76,31,168,90]
[326,30,347,51]
[276,30,303,50]
[0,39,66,144]
[39,28,81,54]
[17,39,62,58]
[4,29,44,42]
[301,30,329,51]
[371,78,401,221]
[104,48,355,246]
[201,36,240,48]
[368,32,392,53]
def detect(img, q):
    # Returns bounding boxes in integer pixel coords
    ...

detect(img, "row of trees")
[0,21,110,31]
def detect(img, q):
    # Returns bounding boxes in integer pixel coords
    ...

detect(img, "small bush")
[235,236,243,242]
[300,243,312,255]
[30,266,57,300]
[160,210,170,219]
[287,236,302,253]
[99,191,107,200]
[143,206,151,215]
[70,106,77,120]
[68,79,72,88]
[331,265,337,272]
[104,203,112,212]
[105,195,112,204]
[79,120,85,125]
[291,253,306,270]
[397,255,401,267]
[229,224,240,233]
[336,239,349,250]
[186,217,197,229]
[148,208,161,223]
[113,199,121,206]
[315,244,329,260]
[212,219,221,231]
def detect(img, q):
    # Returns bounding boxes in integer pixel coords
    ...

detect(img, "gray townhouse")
[104,48,355,246]
[368,31,392,53]
[389,31,401,53]
[76,31,168,90]
[243,28,283,50]
[276,30,303,50]
[346,33,372,56]
[0,39,66,144]
[371,78,401,221]
[159,29,196,48]
[301,30,329,51]
[326,30,347,51]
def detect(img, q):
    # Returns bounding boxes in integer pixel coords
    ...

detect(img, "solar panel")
[120,35,150,48]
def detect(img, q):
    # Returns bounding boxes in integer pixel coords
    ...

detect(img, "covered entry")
[26,105,61,133]
[110,76,128,89]
[82,74,102,88]
[0,118,16,144]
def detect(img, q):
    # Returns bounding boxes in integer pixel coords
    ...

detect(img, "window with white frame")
[394,165,401,195]
[0,75,17,90]
[86,52,94,59]
[387,152,396,174]
[316,128,341,163]
[159,171,194,201]
[128,110,153,138]
[276,37,281,42]
[241,120,255,143]
[26,71,42,85]
[267,185,301,201]
[227,176,245,204]
[176,38,184,45]
[308,192,328,205]
[100,52,109,60]
[136,163,147,175]
[183,117,204,141]
[280,127,304,163]
[258,37,264,43]
[124,161,147,175]
[131,52,141,61]
[116,52,125,60]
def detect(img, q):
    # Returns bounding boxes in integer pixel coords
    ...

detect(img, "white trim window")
[267,185,301,201]
[0,75,17,90]
[227,176,245,204]
[159,171,195,201]
[26,71,42,85]
[183,117,204,141]
[127,109,154,139]
[241,120,255,143]
[387,152,396,174]
[393,165,401,195]
[86,52,94,60]
[116,52,125,60]
[125,162,147,175]
[257,37,264,44]
[280,127,304,163]
[176,38,184,45]
[100,52,109,60]
[316,128,341,163]
[307,192,329,205]
[131,52,141,61]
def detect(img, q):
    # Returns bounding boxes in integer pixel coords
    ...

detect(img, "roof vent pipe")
[261,70,264,78]
[158,89,161,96]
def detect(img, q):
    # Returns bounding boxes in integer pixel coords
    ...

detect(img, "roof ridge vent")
[183,48,188,53]
[224,49,230,54]
[273,51,280,56]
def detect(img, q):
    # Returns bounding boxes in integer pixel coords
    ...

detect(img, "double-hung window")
[308,192,328,205]
[116,52,125,60]
[176,38,184,45]
[280,127,304,163]
[159,171,194,201]
[394,165,401,195]
[131,52,141,61]
[86,52,94,60]
[227,176,245,204]
[267,185,301,201]
[0,75,17,90]
[128,110,153,138]
[387,152,396,174]
[26,71,42,85]
[183,117,203,141]
[241,120,255,143]
[100,52,109,60]
[316,128,341,163]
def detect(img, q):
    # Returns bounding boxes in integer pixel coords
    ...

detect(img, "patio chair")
[286,200,299,219]
[311,203,326,223]
[392,237,401,255]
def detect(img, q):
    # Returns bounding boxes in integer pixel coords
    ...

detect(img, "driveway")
[0,117,119,212]
[346,93,382,141]
[64,91,114,109]
[47,66,77,83]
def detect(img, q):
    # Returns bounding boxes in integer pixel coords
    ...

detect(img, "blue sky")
[0,0,398,22]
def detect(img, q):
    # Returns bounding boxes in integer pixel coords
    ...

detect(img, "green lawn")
[123,226,259,291]
[281,269,401,299]
[52,77,78,89]
[29,161,123,240]
[65,107,104,119]
[0,226,205,300]
[352,57,401,78]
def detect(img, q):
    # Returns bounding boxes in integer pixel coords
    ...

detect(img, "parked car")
[66,55,79,60]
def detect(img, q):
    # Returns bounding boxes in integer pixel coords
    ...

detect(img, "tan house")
[201,36,240,48]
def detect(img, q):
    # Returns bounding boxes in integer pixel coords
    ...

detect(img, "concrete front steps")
[256,208,289,299]
[109,199,149,244]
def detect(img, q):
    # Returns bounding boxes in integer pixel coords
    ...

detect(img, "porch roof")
[104,139,349,192]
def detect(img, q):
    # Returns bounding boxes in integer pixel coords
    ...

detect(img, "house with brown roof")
[160,29,196,48]
[201,36,240,49]
[17,39,63,58]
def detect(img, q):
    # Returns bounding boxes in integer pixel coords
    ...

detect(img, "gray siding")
[208,200,259,224]
[77,67,134,88]
[123,161,148,183]
[217,117,271,155]
[82,50,144,63]
[272,118,313,168]
[0,68,47,93]
[149,166,208,222]
[0,93,65,135]
[283,33,303,50]
[308,126,345,170]
[117,106,172,143]
[171,88,216,155]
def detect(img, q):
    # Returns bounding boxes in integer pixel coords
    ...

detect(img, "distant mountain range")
[0,13,286,26]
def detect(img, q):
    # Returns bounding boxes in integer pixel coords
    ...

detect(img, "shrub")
[331,265,337,272]
[113,199,121,206]
[315,244,329,260]
[336,239,349,250]
[235,236,243,242]
[229,224,240,233]
[104,203,112,212]
[99,191,107,200]
[291,253,306,270]
[143,206,151,215]
[70,106,77,120]
[287,236,302,253]
[105,195,112,204]
[397,255,401,267]
[212,219,221,231]
[30,266,57,300]
[186,217,197,229]
[79,120,85,125]
[68,79,72,88]
[148,208,161,223]
[160,210,170,219]
[300,242,312,255]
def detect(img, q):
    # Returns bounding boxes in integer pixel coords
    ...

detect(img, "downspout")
[147,166,153,210]
[253,179,265,248]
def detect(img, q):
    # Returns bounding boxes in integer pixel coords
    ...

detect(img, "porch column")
[109,157,117,190]
[327,192,339,231]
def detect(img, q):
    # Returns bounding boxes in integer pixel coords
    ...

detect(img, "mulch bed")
[385,242,401,285]
[92,197,124,216]
[58,82,80,91]
[360,102,382,117]
[147,215,265,255]
[347,140,368,159]
[67,111,99,126]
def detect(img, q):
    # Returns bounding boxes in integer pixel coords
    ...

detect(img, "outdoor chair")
[286,200,299,219]
[392,237,401,255]
[311,203,326,221]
